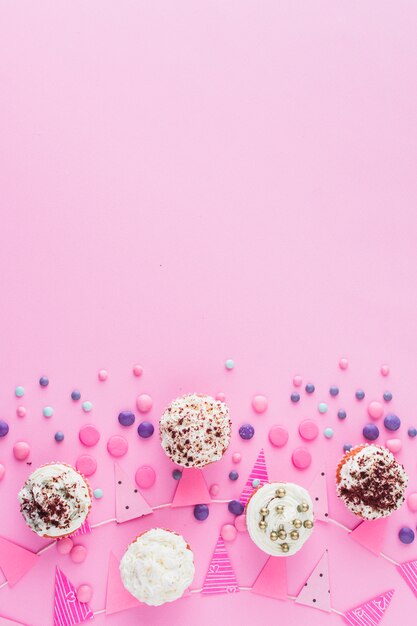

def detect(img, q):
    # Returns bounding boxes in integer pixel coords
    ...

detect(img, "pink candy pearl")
[98,369,108,381]
[0,464,5,481]
[339,357,349,370]
[13,441,30,461]
[367,401,384,420]
[209,484,220,497]
[133,364,143,377]
[136,394,153,413]
[16,406,26,418]
[215,392,226,402]
[76,455,97,476]
[107,435,128,457]
[135,465,156,489]
[268,425,289,447]
[385,438,402,454]
[380,364,390,376]
[234,514,247,533]
[70,545,87,564]
[232,452,241,464]
[56,538,73,555]
[292,447,312,469]
[79,424,101,447]
[77,585,93,603]
[293,375,302,387]
[252,395,268,414]
[298,419,319,441]
[407,492,417,512]
[221,524,237,542]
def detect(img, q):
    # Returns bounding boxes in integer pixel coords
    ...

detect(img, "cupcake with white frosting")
[18,463,92,538]
[336,444,407,520]
[246,482,314,556]
[159,393,231,468]
[120,528,195,606]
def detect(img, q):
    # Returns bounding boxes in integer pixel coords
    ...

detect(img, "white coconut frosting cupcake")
[120,528,195,606]
[159,393,231,468]
[246,482,314,556]
[18,463,92,538]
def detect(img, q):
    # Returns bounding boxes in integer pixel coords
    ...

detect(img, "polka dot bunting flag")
[295,551,331,612]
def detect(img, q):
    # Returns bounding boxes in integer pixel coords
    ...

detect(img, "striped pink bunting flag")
[239,449,269,506]
[202,537,239,595]
[343,590,394,626]
[397,560,417,597]
[69,520,92,538]
[53,568,94,626]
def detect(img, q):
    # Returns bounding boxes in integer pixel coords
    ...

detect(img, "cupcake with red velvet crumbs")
[336,444,407,520]
[159,393,231,468]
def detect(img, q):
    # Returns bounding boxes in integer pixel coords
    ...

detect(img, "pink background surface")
[1,2,417,625]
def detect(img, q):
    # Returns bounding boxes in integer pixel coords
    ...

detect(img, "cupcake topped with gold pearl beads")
[246,482,314,556]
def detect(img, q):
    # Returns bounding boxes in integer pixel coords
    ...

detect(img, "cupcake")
[18,463,92,538]
[120,528,195,606]
[159,393,231,468]
[246,482,314,556]
[336,444,408,520]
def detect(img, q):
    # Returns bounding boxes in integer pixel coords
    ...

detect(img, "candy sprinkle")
[15,386,25,397]
[318,402,328,414]
[82,401,93,413]
[324,427,334,439]
[225,359,235,370]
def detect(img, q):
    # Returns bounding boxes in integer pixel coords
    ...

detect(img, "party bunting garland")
[202,536,239,595]
[53,568,93,626]
[343,590,394,626]
[239,448,268,506]
[105,552,141,615]
[172,467,211,508]
[308,466,329,521]
[295,550,331,612]
[0,537,38,587]
[114,463,153,523]
[69,521,92,538]
[251,556,287,600]
[349,519,388,556]
[397,560,417,598]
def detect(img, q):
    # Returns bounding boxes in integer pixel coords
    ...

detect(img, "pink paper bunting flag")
[239,449,268,506]
[69,520,92,538]
[295,551,331,612]
[202,536,239,595]
[53,567,93,626]
[172,467,211,508]
[252,556,287,600]
[0,537,38,587]
[309,466,329,521]
[397,560,417,597]
[105,552,141,615]
[115,464,153,523]
[0,618,29,626]
[349,518,388,556]
[343,590,394,626]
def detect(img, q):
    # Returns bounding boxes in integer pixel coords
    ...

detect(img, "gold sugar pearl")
[259,520,267,530]
[293,519,302,529]
[297,502,309,513]
[278,529,287,540]
[290,530,299,540]
[276,505,284,514]
[260,507,269,516]
[304,519,314,529]
[276,487,286,498]
[270,531,278,541]
[281,543,290,553]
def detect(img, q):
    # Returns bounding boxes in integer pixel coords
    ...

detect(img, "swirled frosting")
[246,482,314,556]
[18,464,91,537]
[120,528,195,606]
[160,393,231,467]
[336,444,408,519]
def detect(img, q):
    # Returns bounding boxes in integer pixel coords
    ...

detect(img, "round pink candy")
[380,364,389,376]
[209,484,220,497]
[56,538,73,555]
[79,424,101,447]
[77,585,93,603]
[232,452,241,464]
[215,392,226,402]
[407,492,417,512]
[76,455,97,476]
[292,447,312,469]
[252,395,268,414]
[135,465,156,489]
[385,438,402,454]
[234,514,247,533]
[0,464,5,481]
[268,425,289,448]
[367,401,384,420]
[98,369,108,381]
[293,375,302,387]
[299,419,319,441]
[70,544,87,564]
[107,435,128,457]
[136,394,153,413]
[339,357,349,370]
[221,524,237,542]
[16,406,26,418]
[133,364,143,377]
[13,441,30,461]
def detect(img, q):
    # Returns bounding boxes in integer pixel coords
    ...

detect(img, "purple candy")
[0,421,9,437]
[194,504,209,521]
[384,413,401,431]
[137,421,154,438]
[239,423,255,440]
[228,500,244,516]
[118,410,135,427]
[229,470,239,481]
[399,527,415,544]
[363,423,379,441]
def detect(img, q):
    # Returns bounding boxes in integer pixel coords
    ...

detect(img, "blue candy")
[172,469,182,480]
[194,504,209,521]
[408,427,417,438]
[384,414,401,431]
[0,421,9,437]
[137,421,154,438]
[383,391,393,402]
[338,409,347,420]
[290,392,300,403]
[355,389,365,400]
[363,423,379,441]
[229,470,239,481]
[54,431,64,442]
[343,443,352,453]
[71,390,81,401]
[399,527,415,544]
[39,376,49,387]
[305,383,315,394]
[118,411,135,427]
[324,427,334,438]
[94,488,104,499]
[329,385,339,397]
[239,424,255,440]
[228,500,244,516]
